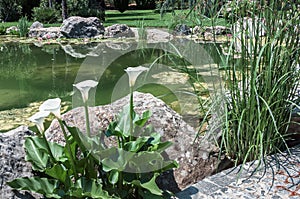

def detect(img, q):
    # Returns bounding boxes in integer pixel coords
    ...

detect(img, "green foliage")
[18,16,29,37]
[222,0,257,23]
[197,0,300,168]
[32,7,60,24]
[136,0,156,9]
[67,0,105,21]
[8,99,177,198]
[0,26,6,35]
[0,0,22,22]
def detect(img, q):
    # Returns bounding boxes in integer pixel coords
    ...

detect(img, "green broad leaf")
[101,148,134,172]
[69,177,113,198]
[105,128,123,137]
[134,110,152,127]
[116,105,131,137]
[62,122,87,152]
[124,137,148,152]
[127,151,177,173]
[45,163,68,183]
[116,104,139,137]
[131,173,163,196]
[138,189,165,199]
[24,136,49,171]
[148,132,161,145]
[108,169,119,185]
[7,177,60,198]
[159,160,179,172]
[47,141,68,162]
[105,121,122,137]
[150,141,173,153]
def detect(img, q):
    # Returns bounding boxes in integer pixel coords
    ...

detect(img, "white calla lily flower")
[125,66,149,87]
[28,111,50,133]
[73,80,98,103]
[39,98,61,118]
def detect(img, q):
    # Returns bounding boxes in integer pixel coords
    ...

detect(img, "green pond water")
[0,39,222,131]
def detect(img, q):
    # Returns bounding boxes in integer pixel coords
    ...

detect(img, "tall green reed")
[214,0,300,166]
[18,16,29,37]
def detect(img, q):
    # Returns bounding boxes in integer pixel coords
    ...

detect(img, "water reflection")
[0,39,223,131]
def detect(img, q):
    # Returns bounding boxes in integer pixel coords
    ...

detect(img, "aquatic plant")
[198,1,300,167]
[8,66,177,198]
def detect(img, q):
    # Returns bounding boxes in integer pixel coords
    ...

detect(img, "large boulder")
[0,126,42,198]
[104,24,135,38]
[28,27,61,39]
[30,21,43,29]
[29,21,61,39]
[60,16,105,38]
[0,92,220,198]
[46,92,219,189]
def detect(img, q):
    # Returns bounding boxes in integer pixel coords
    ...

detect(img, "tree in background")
[113,0,129,13]
[61,0,68,20]
[31,0,105,23]
[135,0,156,9]
[67,0,105,21]
[21,0,40,20]
[0,0,22,22]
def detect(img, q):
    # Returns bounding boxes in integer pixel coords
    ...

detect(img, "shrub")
[68,0,105,21]
[32,7,60,24]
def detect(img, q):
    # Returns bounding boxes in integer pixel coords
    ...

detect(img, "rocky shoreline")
[0,92,220,198]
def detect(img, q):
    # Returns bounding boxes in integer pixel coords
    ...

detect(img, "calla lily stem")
[58,119,79,179]
[84,102,92,137]
[42,132,56,163]
[129,86,134,141]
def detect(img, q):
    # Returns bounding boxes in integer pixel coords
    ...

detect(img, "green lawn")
[0,9,227,28]
[105,10,227,28]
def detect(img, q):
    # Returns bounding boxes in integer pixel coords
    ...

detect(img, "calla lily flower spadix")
[28,111,50,133]
[73,80,99,103]
[124,66,149,87]
[39,98,61,118]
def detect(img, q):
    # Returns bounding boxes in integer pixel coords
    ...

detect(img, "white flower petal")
[125,66,148,87]
[39,98,61,118]
[73,80,98,103]
[28,111,50,133]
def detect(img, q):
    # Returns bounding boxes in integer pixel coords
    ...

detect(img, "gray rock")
[30,21,43,29]
[5,26,18,34]
[174,24,191,36]
[46,92,216,189]
[0,92,218,198]
[193,25,231,36]
[0,126,42,199]
[28,27,61,39]
[105,24,135,38]
[145,28,173,43]
[60,16,105,38]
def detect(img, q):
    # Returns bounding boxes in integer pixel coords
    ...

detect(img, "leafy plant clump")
[199,0,300,167]
[18,16,29,37]
[8,68,178,198]
[0,25,6,35]
[32,7,61,24]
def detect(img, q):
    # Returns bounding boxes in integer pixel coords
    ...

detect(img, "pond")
[0,38,223,132]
